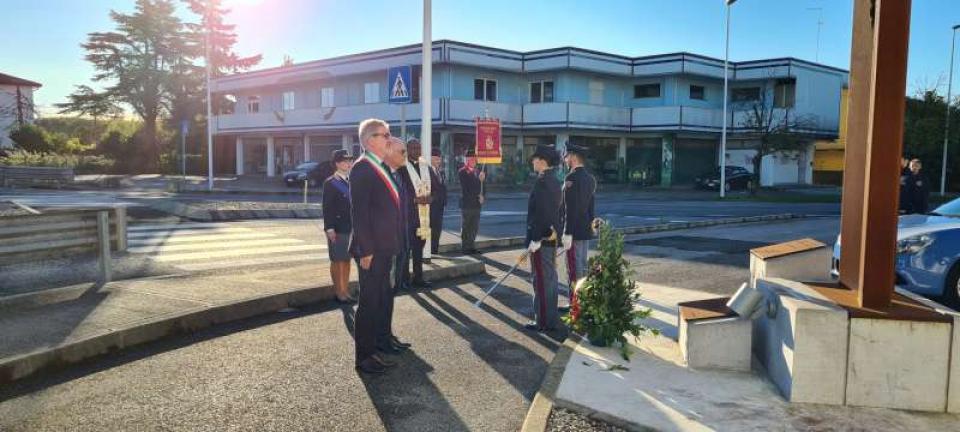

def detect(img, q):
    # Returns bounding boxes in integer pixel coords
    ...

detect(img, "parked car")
[282,161,332,188]
[694,166,754,191]
[832,197,960,307]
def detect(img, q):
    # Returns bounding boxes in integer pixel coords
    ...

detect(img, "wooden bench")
[0,166,75,189]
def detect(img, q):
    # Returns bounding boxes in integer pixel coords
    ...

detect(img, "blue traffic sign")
[387,66,412,104]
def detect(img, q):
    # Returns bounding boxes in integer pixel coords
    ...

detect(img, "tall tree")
[736,91,818,194]
[55,85,122,144]
[75,0,192,171]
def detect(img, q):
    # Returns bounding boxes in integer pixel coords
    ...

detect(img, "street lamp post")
[720,0,737,198]
[205,9,214,191]
[941,24,960,196]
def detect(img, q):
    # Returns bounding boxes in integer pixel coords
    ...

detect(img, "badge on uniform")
[564,181,573,190]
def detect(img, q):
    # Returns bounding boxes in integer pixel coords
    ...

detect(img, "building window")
[474,78,497,102]
[247,95,260,113]
[529,80,554,103]
[320,87,334,108]
[774,78,796,108]
[731,87,761,103]
[690,85,705,100]
[364,82,380,104]
[282,91,295,111]
[633,83,661,99]
[589,80,604,105]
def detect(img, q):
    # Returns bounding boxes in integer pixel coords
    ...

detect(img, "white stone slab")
[750,247,832,288]
[753,278,849,404]
[679,316,751,372]
[846,318,952,412]
[951,316,960,413]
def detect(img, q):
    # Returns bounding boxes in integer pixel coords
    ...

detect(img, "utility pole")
[807,7,824,62]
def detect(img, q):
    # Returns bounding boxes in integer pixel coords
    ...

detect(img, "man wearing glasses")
[349,119,410,375]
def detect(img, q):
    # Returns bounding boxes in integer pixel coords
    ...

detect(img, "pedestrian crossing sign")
[388,66,412,104]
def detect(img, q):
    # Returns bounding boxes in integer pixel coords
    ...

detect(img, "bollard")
[303,179,309,204]
[97,210,112,283]
[114,206,127,252]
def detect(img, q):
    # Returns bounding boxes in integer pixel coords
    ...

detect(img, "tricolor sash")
[356,152,400,208]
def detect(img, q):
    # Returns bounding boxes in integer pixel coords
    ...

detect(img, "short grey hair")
[358,118,389,148]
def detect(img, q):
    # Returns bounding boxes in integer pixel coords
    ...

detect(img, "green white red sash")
[356,151,400,208]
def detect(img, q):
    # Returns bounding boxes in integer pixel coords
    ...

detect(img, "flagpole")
[421,0,433,260]
[205,7,214,191]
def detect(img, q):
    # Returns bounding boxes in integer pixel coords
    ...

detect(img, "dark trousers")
[461,208,480,251]
[355,253,395,364]
[430,210,444,253]
[531,247,560,330]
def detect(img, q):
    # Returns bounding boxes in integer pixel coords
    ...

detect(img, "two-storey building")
[210,40,847,187]
[0,72,41,149]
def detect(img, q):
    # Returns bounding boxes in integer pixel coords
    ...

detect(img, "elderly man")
[349,119,408,375]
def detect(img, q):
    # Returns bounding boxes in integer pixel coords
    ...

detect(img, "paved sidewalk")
[0,254,483,384]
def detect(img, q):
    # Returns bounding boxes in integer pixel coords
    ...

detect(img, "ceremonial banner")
[475,118,502,164]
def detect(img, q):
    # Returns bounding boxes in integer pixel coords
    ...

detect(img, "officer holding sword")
[524,145,563,332]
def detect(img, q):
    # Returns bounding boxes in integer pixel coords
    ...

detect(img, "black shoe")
[412,279,432,288]
[356,358,387,374]
[422,258,432,264]
[336,296,357,304]
[372,353,397,368]
[391,336,411,348]
[377,343,403,355]
[524,321,544,331]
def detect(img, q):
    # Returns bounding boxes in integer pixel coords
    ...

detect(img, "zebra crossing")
[126,222,328,272]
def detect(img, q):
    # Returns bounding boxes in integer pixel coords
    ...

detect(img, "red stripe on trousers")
[566,247,578,308]
[532,249,546,328]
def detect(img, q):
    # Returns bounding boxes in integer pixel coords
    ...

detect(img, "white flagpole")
[421,0,433,260]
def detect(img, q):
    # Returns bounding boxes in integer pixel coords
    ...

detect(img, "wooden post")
[114,206,127,252]
[839,0,912,309]
[97,210,112,284]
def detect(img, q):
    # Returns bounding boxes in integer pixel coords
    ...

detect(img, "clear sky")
[2,0,959,115]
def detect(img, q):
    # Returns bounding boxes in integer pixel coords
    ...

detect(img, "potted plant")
[563,223,658,360]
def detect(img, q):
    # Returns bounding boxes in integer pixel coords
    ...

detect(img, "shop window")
[633,84,660,99]
[690,85,705,100]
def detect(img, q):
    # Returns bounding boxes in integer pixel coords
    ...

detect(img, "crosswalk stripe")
[129,222,239,232]
[129,231,276,245]
[128,227,254,238]
[151,244,328,263]
[175,253,329,272]
[129,238,305,254]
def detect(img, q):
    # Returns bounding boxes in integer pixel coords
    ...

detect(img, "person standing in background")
[429,147,447,258]
[322,149,356,303]
[458,150,485,254]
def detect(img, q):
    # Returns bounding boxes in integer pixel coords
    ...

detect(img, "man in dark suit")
[560,144,597,288]
[459,150,485,254]
[903,158,930,215]
[430,147,447,256]
[525,145,562,332]
[322,149,356,303]
[349,119,410,375]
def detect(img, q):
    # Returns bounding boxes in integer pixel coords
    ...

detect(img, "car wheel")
[944,264,960,310]
[746,180,754,191]
[724,182,731,192]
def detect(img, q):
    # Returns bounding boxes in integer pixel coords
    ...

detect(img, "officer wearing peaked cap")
[524,145,562,332]
[559,144,596,314]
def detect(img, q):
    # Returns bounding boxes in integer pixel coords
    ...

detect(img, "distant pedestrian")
[459,150,485,254]
[430,148,448,256]
[349,119,409,375]
[322,149,356,303]
[899,156,911,214]
[903,159,930,215]
[560,144,596,295]
[525,145,562,332]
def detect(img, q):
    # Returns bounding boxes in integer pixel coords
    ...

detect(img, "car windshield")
[931,197,960,217]
[294,162,317,171]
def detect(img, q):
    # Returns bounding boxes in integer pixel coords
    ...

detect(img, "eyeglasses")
[371,132,392,139]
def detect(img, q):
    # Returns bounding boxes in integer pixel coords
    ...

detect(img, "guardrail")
[0,166,75,189]
[0,207,127,282]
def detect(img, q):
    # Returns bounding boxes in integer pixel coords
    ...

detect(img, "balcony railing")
[214,100,442,133]
[213,98,834,136]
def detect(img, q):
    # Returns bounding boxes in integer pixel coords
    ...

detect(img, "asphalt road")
[0,217,839,432]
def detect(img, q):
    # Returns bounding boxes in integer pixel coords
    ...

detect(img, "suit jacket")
[348,156,401,258]
[459,167,483,210]
[561,167,597,240]
[396,165,420,237]
[526,168,562,244]
[430,165,447,227]
[322,174,351,234]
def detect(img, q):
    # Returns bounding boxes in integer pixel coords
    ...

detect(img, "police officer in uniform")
[322,149,356,303]
[560,144,596,290]
[430,148,447,256]
[524,145,563,332]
